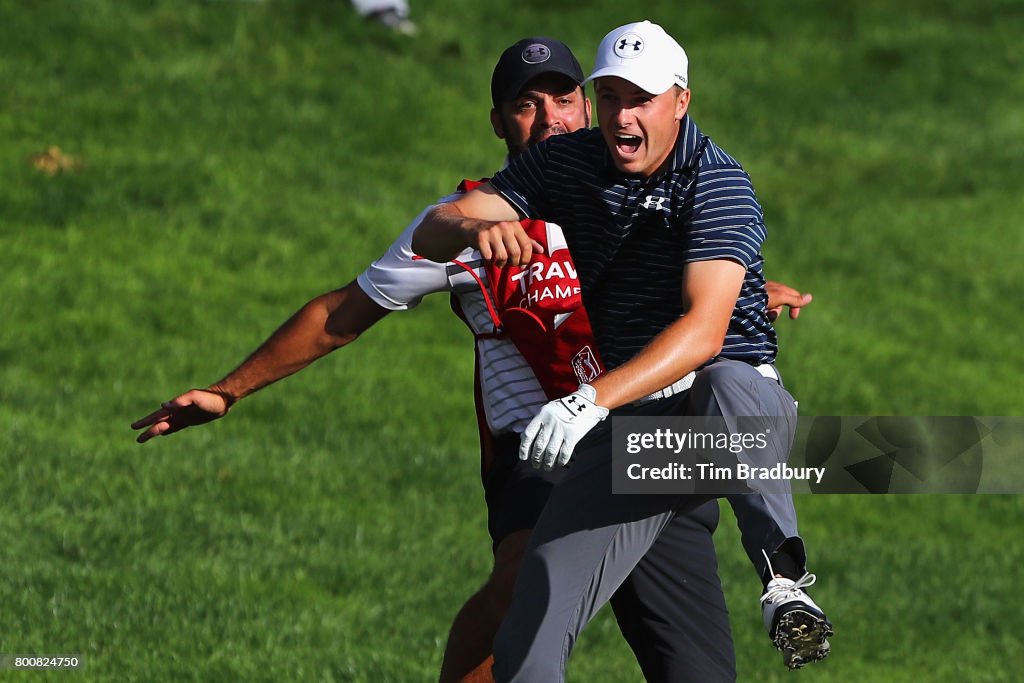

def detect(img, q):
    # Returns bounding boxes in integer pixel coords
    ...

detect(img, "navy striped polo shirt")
[489,115,776,370]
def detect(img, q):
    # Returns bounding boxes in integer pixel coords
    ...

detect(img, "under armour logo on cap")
[585,20,689,94]
[615,35,645,57]
[522,43,551,64]
[491,37,585,107]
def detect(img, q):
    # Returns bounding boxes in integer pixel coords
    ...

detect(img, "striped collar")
[670,115,704,173]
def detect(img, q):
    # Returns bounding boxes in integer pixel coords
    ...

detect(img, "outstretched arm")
[131,281,389,443]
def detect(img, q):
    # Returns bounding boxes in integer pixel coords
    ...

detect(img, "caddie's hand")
[469,219,544,268]
[519,384,609,471]
[131,387,234,444]
[765,280,813,322]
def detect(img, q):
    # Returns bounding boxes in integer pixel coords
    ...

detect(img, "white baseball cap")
[584,20,688,95]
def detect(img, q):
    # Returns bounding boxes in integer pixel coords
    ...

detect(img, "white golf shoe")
[760,554,833,669]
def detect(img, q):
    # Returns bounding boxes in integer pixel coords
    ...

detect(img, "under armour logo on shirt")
[640,195,669,212]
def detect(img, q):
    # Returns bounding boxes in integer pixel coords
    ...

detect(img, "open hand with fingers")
[131,388,234,443]
[765,281,813,322]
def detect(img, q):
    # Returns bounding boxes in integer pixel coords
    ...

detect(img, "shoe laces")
[760,548,817,605]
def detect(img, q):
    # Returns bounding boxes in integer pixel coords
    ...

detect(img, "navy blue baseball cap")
[491,37,585,108]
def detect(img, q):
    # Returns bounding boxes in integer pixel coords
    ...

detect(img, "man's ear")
[584,96,592,128]
[490,108,506,140]
[675,88,691,122]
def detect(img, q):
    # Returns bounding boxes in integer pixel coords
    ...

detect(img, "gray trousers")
[609,501,735,682]
[492,361,800,682]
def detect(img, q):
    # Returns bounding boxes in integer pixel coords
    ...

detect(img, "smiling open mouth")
[615,134,642,154]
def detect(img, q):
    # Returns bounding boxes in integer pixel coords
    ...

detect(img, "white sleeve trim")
[355,195,474,311]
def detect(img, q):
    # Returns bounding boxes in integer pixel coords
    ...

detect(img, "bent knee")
[481,560,522,616]
[483,530,530,613]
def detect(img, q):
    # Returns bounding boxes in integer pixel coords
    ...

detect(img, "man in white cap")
[413,19,832,681]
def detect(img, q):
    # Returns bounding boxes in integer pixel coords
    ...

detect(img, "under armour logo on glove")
[520,384,609,471]
[563,395,588,414]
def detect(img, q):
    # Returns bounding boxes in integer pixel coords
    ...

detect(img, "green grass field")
[2,1,1023,680]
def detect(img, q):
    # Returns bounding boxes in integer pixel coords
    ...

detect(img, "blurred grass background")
[2,0,1022,680]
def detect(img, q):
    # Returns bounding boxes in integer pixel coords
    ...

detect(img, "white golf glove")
[519,384,609,471]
